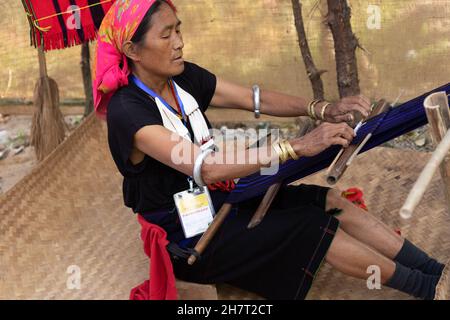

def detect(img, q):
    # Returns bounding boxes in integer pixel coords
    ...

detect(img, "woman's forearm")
[259,89,310,117]
[200,139,291,184]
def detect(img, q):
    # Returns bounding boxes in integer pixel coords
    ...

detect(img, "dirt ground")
[0,114,82,194]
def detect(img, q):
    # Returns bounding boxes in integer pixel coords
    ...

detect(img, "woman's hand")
[290,122,355,157]
[319,95,372,125]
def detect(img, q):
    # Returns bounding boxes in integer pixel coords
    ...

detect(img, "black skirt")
[171,183,340,300]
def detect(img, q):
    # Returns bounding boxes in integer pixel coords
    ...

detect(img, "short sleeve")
[176,62,217,112]
[107,89,163,169]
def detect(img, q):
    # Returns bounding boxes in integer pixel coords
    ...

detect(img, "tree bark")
[81,43,94,116]
[326,0,360,98]
[291,0,326,100]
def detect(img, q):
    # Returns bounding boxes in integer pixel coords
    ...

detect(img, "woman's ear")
[123,40,140,64]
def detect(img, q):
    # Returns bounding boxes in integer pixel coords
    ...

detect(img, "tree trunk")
[81,43,94,116]
[291,0,326,100]
[326,0,360,98]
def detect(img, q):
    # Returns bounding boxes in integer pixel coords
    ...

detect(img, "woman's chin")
[171,60,185,75]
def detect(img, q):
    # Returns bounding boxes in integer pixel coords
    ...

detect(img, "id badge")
[173,186,216,238]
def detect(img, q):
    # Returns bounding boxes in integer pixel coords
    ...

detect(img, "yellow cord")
[31,0,113,33]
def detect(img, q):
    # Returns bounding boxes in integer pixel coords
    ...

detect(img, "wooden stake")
[37,45,48,78]
[81,43,94,116]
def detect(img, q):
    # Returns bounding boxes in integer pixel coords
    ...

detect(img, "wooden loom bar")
[400,92,450,218]
[326,99,389,185]
[400,129,450,219]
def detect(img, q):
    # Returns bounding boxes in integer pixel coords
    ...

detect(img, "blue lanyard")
[131,74,188,127]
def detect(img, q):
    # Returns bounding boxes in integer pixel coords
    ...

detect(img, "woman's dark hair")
[130,0,170,45]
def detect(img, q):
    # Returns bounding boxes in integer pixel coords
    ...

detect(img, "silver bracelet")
[193,148,214,187]
[252,85,261,119]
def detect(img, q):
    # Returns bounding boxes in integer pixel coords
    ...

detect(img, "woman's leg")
[325,227,439,299]
[325,188,404,259]
[325,188,445,276]
[325,227,396,283]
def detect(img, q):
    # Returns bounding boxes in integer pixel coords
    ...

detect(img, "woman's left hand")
[321,95,372,125]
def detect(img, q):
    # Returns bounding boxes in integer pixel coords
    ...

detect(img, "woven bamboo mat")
[302,147,450,300]
[0,114,147,299]
[1,114,449,299]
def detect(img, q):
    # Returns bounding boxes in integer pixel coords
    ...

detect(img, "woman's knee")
[325,188,365,225]
[324,188,351,215]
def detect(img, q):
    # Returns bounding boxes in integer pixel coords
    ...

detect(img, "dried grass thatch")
[31,77,66,161]
[30,47,66,161]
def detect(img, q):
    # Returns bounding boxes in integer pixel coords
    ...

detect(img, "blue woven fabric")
[225,82,450,204]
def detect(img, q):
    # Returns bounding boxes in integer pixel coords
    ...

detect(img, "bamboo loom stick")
[247,182,282,229]
[400,129,450,219]
[400,92,450,219]
[187,203,233,265]
[247,110,368,229]
[326,99,389,185]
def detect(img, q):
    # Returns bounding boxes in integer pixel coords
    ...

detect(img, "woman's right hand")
[290,122,355,157]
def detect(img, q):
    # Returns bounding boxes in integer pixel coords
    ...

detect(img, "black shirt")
[107,62,228,219]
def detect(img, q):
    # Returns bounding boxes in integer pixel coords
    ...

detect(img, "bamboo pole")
[400,129,450,219]
[400,91,450,219]
[326,99,389,185]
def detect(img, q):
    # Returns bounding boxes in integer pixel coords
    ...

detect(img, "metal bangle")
[309,99,322,120]
[193,148,214,187]
[253,85,261,119]
[282,140,299,160]
[272,142,285,164]
[320,102,332,121]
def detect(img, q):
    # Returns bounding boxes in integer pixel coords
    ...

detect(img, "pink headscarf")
[93,0,176,117]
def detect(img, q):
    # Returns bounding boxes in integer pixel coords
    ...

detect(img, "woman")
[94,0,445,300]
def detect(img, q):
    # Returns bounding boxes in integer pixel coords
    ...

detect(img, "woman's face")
[135,2,184,78]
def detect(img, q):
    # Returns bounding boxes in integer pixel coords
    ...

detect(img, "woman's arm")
[134,125,279,185]
[134,122,355,185]
[210,77,371,122]
[210,77,310,117]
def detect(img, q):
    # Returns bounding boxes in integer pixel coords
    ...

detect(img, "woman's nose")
[174,34,184,50]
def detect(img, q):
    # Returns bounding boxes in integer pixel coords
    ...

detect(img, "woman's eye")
[162,35,170,39]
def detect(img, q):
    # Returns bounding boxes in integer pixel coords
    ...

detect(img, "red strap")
[168,80,182,117]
